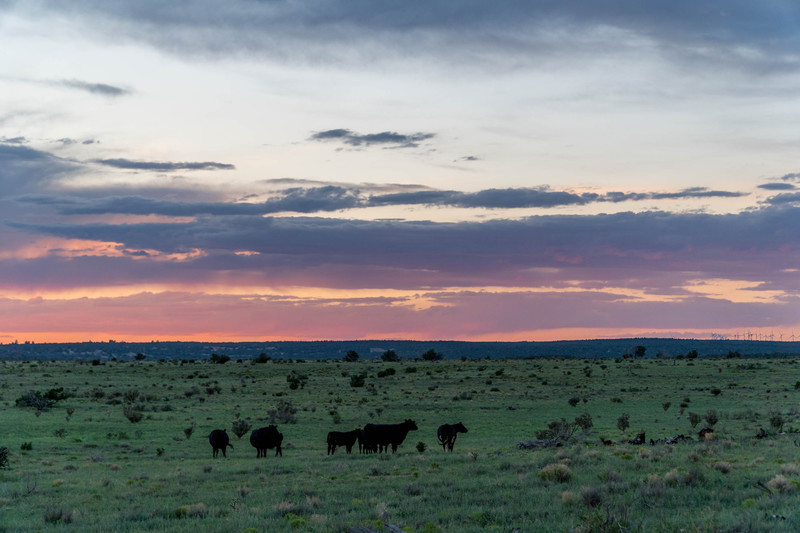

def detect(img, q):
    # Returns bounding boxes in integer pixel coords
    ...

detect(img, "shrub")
[232,419,251,439]
[0,446,9,469]
[422,349,443,361]
[343,350,359,362]
[568,397,580,407]
[581,486,604,508]
[268,400,298,424]
[183,423,195,439]
[123,405,144,423]
[704,410,719,427]
[769,411,785,431]
[210,354,230,364]
[381,350,400,362]
[688,412,702,428]
[662,402,671,411]
[538,463,572,483]
[286,372,308,390]
[416,441,426,453]
[20,442,32,451]
[616,413,630,433]
[377,368,396,378]
[43,507,73,524]
[574,413,593,431]
[350,373,367,388]
[15,390,53,413]
[252,353,270,364]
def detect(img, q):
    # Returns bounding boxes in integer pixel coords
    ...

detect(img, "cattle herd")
[208,420,469,458]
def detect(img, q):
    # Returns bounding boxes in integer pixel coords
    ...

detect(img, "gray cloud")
[780,173,800,182]
[59,79,130,97]
[20,184,748,217]
[0,144,79,197]
[309,129,435,149]
[7,207,800,293]
[94,158,235,172]
[758,182,796,191]
[1,136,28,144]
[765,192,800,206]
[8,1,799,78]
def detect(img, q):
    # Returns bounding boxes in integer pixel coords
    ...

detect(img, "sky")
[1,1,800,343]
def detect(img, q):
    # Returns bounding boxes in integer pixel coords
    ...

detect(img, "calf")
[327,429,360,455]
[209,429,232,458]
[437,422,468,452]
[250,425,283,457]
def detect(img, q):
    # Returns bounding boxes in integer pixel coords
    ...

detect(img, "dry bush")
[538,463,573,483]
[767,475,795,494]
[580,486,603,508]
[43,507,73,524]
[780,463,799,476]
[712,462,732,474]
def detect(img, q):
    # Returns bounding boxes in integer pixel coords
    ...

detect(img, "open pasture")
[2,355,800,532]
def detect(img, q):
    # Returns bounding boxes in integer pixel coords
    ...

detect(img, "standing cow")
[363,419,418,453]
[327,429,361,455]
[209,429,233,458]
[250,425,283,457]
[358,429,377,454]
[437,422,468,452]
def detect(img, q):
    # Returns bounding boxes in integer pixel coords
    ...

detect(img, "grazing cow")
[628,432,646,445]
[437,422,468,452]
[209,429,233,458]
[756,428,767,439]
[363,419,418,454]
[327,429,360,455]
[250,425,283,457]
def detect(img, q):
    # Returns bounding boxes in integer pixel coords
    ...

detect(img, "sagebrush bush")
[538,463,572,483]
[0,446,9,469]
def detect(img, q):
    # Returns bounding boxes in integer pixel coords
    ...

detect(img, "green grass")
[1,356,800,532]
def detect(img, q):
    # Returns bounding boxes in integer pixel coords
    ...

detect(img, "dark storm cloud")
[94,158,235,171]
[59,79,130,97]
[309,129,435,149]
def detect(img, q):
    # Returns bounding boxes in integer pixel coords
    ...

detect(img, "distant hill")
[2,338,800,361]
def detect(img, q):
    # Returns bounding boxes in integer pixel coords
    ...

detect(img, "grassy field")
[2,355,800,532]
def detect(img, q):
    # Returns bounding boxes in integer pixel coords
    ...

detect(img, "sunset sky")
[1,1,800,343]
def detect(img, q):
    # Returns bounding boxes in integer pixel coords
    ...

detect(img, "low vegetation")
[1,355,800,531]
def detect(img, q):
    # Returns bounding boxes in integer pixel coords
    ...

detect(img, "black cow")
[250,425,283,457]
[358,429,377,454]
[327,429,360,455]
[209,429,232,458]
[437,422,468,452]
[363,419,418,454]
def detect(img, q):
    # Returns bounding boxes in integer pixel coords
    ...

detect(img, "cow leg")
[392,443,398,453]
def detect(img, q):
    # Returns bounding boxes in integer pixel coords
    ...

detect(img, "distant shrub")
[581,486,603,508]
[704,410,719,427]
[405,366,417,373]
[711,388,722,396]
[662,402,671,411]
[20,442,32,451]
[350,373,367,388]
[286,372,308,390]
[252,353,271,364]
[688,412,702,428]
[616,413,630,433]
[377,368,396,378]
[210,354,230,364]
[232,419,251,439]
[343,350,359,362]
[574,413,593,431]
[416,441,427,453]
[769,411,785,431]
[381,350,400,362]
[183,423,195,440]
[268,400,298,424]
[123,405,144,423]
[0,446,9,469]
[15,390,54,413]
[568,397,580,407]
[422,349,443,361]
